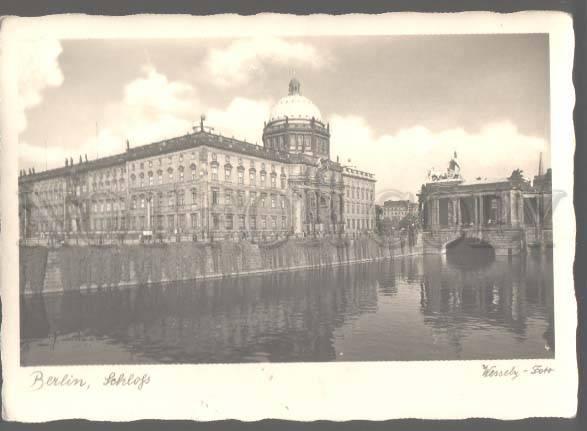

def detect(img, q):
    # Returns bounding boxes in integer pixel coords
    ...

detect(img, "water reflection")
[21,253,554,365]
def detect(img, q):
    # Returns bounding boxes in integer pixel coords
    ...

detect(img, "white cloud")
[329,115,548,201]
[20,66,273,169]
[16,37,64,134]
[19,129,123,170]
[106,66,271,148]
[207,97,271,145]
[103,66,199,146]
[203,37,329,87]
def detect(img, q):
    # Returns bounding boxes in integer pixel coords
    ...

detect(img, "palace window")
[167,215,175,232]
[212,214,220,230]
[168,192,174,207]
[225,214,233,230]
[271,216,277,229]
[282,216,287,229]
[271,196,276,208]
[225,189,232,205]
[149,174,153,186]
[140,197,145,209]
[191,189,197,204]
[158,171,163,184]
[237,191,245,207]
[249,171,256,185]
[260,193,266,208]
[271,175,277,188]
[250,191,257,206]
[280,196,285,209]
[168,168,174,181]
[179,167,184,182]
[260,172,266,186]
[281,176,286,189]
[177,191,185,207]
[238,215,245,230]
[148,160,153,168]
[211,188,219,205]
[250,216,257,230]
[261,216,267,229]
[225,167,232,182]
[238,170,244,184]
[211,165,218,181]
[191,165,197,181]
[179,154,183,163]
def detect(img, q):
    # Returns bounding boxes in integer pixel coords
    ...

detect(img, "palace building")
[19,78,376,242]
[381,199,419,226]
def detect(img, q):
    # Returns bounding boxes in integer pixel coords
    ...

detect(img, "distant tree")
[509,168,524,182]
[399,213,420,230]
[508,168,530,190]
[375,205,384,234]
[381,217,395,234]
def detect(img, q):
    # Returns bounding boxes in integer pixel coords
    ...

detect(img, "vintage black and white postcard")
[0,12,577,421]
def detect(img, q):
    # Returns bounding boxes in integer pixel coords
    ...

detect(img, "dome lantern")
[288,77,301,95]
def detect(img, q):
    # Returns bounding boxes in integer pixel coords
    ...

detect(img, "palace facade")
[19,78,376,242]
[381,199,419,226]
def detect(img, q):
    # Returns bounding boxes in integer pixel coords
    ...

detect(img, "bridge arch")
[443,235,495,256]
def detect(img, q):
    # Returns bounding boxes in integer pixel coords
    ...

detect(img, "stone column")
[479,195,484,226]
[339,192,344,232]
[146,197,151,230]
[435,198,440,227]
[292,190,302,234]
[474,196,479,225]
[315,191,320,223]
[518,192,525,226]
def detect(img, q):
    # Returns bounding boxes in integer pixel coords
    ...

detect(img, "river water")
[21,247,554,365]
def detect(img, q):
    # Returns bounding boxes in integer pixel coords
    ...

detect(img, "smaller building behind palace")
[18,79,376,243]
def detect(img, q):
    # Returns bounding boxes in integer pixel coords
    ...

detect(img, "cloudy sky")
[16,34,550,199]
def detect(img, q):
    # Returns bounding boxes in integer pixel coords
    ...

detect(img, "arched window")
[190,163,197,180]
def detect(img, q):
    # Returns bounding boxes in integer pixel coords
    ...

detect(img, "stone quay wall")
[20,233,423,295]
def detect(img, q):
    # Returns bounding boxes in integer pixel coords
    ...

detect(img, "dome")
[268,79,322,122]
